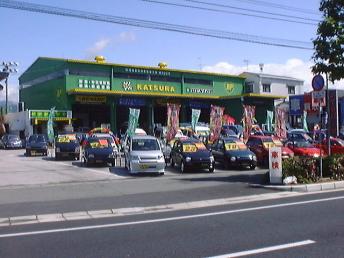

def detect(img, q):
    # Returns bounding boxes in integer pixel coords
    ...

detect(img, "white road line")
[0,195,343,238]
[208,240,316,258]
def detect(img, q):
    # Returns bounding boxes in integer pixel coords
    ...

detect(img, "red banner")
[275,106,288,139]
[210,105,224,142]
[242,105,256,142]
[166,103,181,142]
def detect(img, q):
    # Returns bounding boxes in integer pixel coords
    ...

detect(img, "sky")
[0,0,335,103]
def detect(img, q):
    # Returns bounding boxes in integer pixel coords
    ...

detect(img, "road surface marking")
[208,240,316,258]
[0,195,343,238]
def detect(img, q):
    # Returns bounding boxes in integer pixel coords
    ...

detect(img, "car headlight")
[88,154,95,158]
[210,156,214,162]
[230,156,236,162]
[56,147,60,152]
[248,154,253,160]
[158,155,164,160]
[185,156,192,162]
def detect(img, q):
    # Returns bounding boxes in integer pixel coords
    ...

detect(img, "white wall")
[4,111,32,137]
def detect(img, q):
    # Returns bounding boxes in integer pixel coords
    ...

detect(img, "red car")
[315,137,344,155]
[246,135,294,165]
[285,140,323,158]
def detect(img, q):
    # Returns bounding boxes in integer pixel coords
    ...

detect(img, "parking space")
[0,148,267,188]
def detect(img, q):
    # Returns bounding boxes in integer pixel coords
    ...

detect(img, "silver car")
[124,135,165,175]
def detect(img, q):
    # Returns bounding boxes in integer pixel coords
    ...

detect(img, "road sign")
[312,90,326,107]
[269,147,282,184]
[312,74,325,91]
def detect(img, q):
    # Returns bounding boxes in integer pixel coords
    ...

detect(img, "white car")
[124,135,165,175]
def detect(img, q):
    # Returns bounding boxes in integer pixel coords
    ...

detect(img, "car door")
[217,139,225,162]
[171,140,179,165]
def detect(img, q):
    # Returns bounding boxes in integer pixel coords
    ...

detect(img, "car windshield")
[88,138,109,148]
[224,140,247,150]
[37,135,47,143]
[182,142,207,152]
[294,141,314,148]
[8,135,20,141]
[132,139,160,151]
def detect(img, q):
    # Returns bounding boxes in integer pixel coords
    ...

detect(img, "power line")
[0,0,313,50]
[184,0,320,22]
[141,0,317,26]
[226,0,320,16]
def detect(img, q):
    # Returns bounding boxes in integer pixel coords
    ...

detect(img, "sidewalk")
[250,180,344,192]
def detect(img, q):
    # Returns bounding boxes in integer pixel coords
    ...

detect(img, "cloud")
[203,58,344,93]
[117,31,136,43]
[86,38,111,56]
[85,31,136,59]
[0,83,19,104]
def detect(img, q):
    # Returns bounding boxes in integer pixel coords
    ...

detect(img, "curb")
[250,180,344,192]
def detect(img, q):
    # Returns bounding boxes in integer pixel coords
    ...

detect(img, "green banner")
[303,111,309,132]
[191,109,201,132]
[127,108,140,137]
[47,107,55,143]
[266,110,274,132]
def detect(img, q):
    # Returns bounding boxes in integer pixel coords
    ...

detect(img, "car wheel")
[250,164,256,170]
[209,166,215,173]
[170,157,175,168]
[180,161,186,173]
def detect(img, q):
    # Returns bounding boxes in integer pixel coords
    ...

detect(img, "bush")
[283,157,319,184]
[283,155,344,184]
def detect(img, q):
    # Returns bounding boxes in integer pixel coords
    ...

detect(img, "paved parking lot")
[0,148,267,188]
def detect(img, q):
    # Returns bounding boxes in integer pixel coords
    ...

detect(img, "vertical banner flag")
[127,108,140,137]
[191,109,201,132]
[266,110,274,132]
[210,105,224,142]
[242,105,256,142]
[303,110,309,132]
[47,107,55,143]
[166,103,181,142]
[275,106,288,139]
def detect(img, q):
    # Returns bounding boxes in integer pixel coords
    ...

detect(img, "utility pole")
[326,73,331,156]
[0,61,19,114]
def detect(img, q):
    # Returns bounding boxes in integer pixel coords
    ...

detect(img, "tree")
[312,0,344,83]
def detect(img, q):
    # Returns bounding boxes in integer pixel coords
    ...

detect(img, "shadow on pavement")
[174,173,268,185]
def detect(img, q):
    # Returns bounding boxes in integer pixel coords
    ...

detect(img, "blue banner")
[289,95,304,116]
[118,97,145,107]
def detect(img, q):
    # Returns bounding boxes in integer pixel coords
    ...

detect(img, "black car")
[211,138,257,170]
[170,138,215,173]
[55,134,80,160]
[26,134,48,156]
[0,134,23,149]
[82,137,116,167]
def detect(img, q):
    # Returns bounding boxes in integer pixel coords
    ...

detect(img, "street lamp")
[0,61,19,114]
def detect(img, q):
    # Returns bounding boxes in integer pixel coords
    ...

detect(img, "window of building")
[184,78,213,86]
[288,85,295,94]
[150,75,181,83]
[113,72,149,80]
[69,69,110,77]
[262,83,271,93]
[245,82,254,93]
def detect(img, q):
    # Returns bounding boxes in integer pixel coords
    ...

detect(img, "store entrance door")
[72,104,110,131]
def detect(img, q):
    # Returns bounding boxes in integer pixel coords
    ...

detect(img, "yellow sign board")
[75,95,107,104]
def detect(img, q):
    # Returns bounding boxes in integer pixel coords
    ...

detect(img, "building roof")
[22,56,245,80]
[240,72,304,83]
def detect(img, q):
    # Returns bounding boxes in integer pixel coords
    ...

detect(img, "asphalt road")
[0,190,343,258]
[0,149,272,217]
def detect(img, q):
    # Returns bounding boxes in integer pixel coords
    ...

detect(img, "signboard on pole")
[269,147,282,184]
[312,74,325,91]
[311,90,326,107]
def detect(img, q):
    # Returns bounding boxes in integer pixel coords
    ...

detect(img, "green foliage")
[323,155,344,180]
[283,157,319,184]
[312,0,344,83]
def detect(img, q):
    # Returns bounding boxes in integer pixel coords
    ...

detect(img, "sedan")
[0,134,23,149]
[286,140,323,158]
[124,135,165,175]
[314,137,344,155]
[26,134,48,156]
[211,138,257,170]
[170,138,215,173]
[55,134,80,160]
[82,137,116,167]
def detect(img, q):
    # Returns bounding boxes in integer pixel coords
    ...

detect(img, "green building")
[19,56,281,134]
